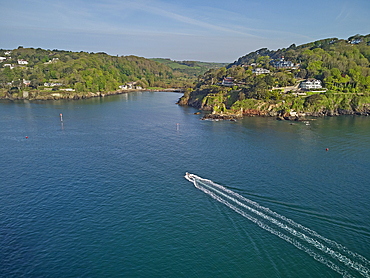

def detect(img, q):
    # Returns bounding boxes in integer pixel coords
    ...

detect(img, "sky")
[1,0,369,62]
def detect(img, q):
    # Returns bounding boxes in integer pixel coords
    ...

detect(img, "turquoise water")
[1,92,370,277]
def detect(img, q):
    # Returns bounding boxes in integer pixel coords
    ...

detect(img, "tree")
[264,74,274,87]
[29,79,40,89]
[298,69,307,79]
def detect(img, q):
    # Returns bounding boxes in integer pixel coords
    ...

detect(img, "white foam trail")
[195,174,370,267]
[193,181,353,278]
[185,173,369,278]
[196,179,370,277]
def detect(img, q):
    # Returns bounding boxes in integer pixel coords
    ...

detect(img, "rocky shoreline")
[0,88,184,101]
[201,112,242,121]
[177,87,370,121]
[195,106,370,121]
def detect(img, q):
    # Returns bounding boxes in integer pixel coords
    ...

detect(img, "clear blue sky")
[1,0,369,62]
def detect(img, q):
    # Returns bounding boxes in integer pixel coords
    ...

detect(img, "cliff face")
[177,91,202,108]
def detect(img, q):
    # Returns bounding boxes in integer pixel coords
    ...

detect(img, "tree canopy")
[0,48,188,92]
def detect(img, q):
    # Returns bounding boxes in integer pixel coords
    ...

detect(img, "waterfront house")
[5,51,11,56]
[0,57,6,62]
[119,85,128,89]
[299,79,322,90]
[126,82,136,89]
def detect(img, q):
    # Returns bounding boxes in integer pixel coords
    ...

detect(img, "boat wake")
[185,173,370,278]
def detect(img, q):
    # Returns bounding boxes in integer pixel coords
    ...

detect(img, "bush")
[351,96,360,109]
[339,97,351,110]
[304,94,323,107]
[9,87,19,94]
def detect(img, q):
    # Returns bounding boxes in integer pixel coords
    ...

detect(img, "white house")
[4,64,14,69]
[252,68,270,75]
[44,82,62,87]
[18,59,28,65]
[273,58,295,69]
[5,51,11,56]
[0,57,6,62]
[276,60,294,68]
[119,85,128,89]
[300,79,322,90]
[44,58,59,65]
[23,79,31,86]
[126,82,136,89]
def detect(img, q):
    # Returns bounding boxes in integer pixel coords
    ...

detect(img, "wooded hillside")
[0,47,186,93]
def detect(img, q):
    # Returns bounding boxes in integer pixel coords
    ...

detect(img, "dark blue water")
[1,92,370,277]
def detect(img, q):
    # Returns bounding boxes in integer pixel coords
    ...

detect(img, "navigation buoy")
[26,136,28,139]
[326,148,329,151]
[60,113,63,122]
[177,123,179,130]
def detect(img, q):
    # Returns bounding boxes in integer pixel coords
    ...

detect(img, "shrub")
[9,87,19,94]
[304,94,323,107]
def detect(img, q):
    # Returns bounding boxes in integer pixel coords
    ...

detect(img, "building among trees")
[17,59,28,65]
[299,79,322,90]
[252,68,270,75]
[221,77,234,86]
[272,57,295,69]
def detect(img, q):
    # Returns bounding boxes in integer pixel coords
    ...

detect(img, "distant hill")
[0,47,185,93]
[229,34,370,67]
[151,58,228,77]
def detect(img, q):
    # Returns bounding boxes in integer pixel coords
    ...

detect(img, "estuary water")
[1,91,370,277]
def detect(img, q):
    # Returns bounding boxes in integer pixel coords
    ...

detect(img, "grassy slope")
[151,58,228,77]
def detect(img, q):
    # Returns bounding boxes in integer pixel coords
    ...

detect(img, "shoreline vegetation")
[2,33,370,120]
[0,47,196,102]
[0,88,184,101]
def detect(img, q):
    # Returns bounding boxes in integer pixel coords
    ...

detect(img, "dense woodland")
[0,48,229,97]
[179,34,370,115]
[0,47,190,94]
